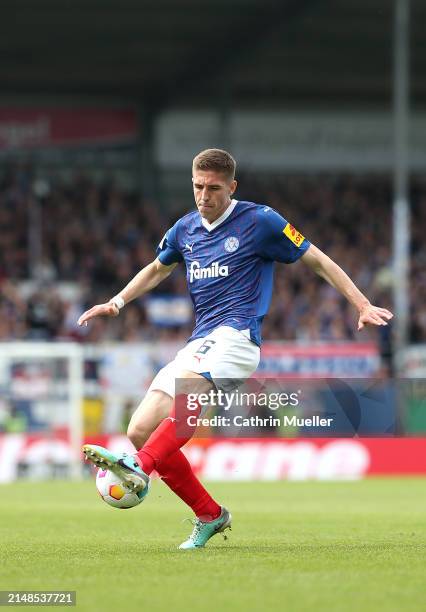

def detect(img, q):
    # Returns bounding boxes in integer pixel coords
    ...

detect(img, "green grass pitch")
[0,478,425,611]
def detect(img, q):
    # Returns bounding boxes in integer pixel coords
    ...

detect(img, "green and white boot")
[82,444,149,494]
[179,507,232,550]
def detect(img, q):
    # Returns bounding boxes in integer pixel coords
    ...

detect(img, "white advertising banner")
[400,345,426,377]
[156,110,426,170]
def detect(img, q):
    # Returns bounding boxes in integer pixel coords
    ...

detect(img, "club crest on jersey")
[224,236,239,253]
[189,261,229,283]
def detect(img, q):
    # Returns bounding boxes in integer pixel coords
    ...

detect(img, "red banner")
[183,438,426,480]
[0,108,138,149]
[0,434,425,483]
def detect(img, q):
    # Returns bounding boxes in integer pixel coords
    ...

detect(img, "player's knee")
[126,422,140,447]
[127,421,151,449]
[126,390,172,448]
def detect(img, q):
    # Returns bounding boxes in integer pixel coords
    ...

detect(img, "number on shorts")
[196,339,216,355]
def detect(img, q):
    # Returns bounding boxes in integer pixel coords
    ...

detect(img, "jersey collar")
[201,199,238,232]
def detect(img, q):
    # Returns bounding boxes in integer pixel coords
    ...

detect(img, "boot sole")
[82,445,147,493]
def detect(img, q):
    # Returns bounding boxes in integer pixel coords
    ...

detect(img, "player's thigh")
[128,371,211,446]
[177,369,215,395]
[127,389,173,446]
[146,339,215,399]
[175,327,260,389]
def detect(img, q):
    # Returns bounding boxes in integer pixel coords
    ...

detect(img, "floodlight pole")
[393,0,410,370]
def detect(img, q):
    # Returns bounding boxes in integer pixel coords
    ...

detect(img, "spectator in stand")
[0,165,424,343]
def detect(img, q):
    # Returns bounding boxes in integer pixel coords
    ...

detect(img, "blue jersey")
[157,199,310,346]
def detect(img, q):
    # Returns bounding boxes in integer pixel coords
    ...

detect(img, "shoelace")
[182,517,202,542]
[182,517,230,541]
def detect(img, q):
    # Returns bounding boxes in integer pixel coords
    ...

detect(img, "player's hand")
[77,302,119,327]
[357,304,393,331]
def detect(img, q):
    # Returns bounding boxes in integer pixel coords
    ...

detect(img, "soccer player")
[79,149,393,549]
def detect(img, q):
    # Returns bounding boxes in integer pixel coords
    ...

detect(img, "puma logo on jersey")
[185,243,194,252]
[189,261,229,283]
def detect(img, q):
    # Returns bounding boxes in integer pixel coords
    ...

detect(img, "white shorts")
[147,326,260,398]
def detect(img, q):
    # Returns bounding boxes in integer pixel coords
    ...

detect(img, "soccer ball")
[95,468,146,509]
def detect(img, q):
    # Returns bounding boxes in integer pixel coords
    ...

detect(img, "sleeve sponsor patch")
[283,223,305,247]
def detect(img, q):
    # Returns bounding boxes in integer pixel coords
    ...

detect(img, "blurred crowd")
[0,166,424,348]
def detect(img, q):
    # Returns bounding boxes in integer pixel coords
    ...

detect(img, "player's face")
[192,170,237,223]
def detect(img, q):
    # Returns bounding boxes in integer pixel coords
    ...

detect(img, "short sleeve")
[254,206,310,263]
[156,223,184,265]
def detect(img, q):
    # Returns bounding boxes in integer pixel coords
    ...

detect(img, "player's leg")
[130,329,259,546]
[133,370,212,474]
[162,328,259,547]
[82,391,168,492]
[127,336,211,440]
[130,370,231,549]
[159,450,219,520]
[126,382,228,536]
[84,328,258,546]
[127,390,172,449]
[83,365,176,490]
[158,449,231,549]
[84,367,226,533]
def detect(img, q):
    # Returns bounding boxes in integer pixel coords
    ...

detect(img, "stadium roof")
[1,0,425,110]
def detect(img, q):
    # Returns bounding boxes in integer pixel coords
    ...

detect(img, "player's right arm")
[77,258,178,326]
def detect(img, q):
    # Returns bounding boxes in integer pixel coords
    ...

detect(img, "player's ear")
[230,179,237,195]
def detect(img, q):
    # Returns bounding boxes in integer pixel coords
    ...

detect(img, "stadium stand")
[0,165,416,348]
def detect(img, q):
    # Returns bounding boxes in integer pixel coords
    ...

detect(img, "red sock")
[157,449,221,521]
[135,394,200,475]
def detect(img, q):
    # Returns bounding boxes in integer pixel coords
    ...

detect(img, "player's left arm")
[301,244,393,330]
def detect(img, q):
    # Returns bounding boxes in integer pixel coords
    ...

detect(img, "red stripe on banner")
[0,108,138,148]
[360,438,426,474]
